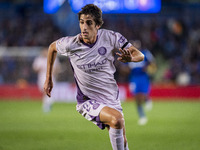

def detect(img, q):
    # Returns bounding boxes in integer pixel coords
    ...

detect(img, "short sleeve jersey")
[56,29,131,105]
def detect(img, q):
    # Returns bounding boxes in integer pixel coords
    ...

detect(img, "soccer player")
[44,4,144,150]
[128,40,156,125]
[33,48,60,112]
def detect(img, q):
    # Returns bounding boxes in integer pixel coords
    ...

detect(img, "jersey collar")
[79,34,98,48]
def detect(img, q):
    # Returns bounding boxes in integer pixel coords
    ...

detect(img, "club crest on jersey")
[98,47,107,55]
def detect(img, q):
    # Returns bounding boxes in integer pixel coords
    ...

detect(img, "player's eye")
[86,21,93,26]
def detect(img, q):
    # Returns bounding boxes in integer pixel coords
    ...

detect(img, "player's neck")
[83,35,97,45]
[81,35,98,47]
[82,34,97,45]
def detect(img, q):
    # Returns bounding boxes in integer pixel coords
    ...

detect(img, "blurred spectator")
[32,48,61,112]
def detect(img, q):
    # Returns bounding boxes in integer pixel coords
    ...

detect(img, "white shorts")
[76,100,123,130]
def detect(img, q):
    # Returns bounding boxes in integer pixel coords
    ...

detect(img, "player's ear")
[96,24,101,30]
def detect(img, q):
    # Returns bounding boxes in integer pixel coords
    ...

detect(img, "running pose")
[44,4,144,150]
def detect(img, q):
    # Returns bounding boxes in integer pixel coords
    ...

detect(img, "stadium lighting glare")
[68,0,161,13]
[44,0,66,14]
[105,1,118,10]
[71,0,84,11]
[124,0,138,10]
[140,0,148,6]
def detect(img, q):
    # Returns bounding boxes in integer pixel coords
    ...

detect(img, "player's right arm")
[44,42,57,97]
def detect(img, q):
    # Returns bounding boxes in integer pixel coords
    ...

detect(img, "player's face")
[79,14,100,44]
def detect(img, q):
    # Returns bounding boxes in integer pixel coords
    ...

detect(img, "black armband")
[121,42,129,49]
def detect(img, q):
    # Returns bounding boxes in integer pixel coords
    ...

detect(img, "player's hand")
[116,48,132,63]
[43,79,53,97]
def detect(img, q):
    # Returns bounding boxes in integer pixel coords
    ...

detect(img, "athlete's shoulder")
[98,29,121,43]
[56,34,80,48]
[98,28,117,35]
[56,34,80,54]
[57,34,80,44]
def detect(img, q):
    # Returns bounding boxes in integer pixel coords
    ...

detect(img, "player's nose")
[83,23,88,30]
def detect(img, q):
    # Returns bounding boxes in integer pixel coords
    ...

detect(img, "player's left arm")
[116,45,144,63]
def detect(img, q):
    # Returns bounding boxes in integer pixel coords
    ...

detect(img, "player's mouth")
[82,32,88,36]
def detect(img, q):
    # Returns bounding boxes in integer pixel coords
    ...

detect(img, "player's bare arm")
[43,42,57,97]
[116,46,144,63]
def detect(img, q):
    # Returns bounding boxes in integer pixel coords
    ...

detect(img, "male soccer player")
[44,4,144,150]
[33,48,60,112]
[128,40,156,125]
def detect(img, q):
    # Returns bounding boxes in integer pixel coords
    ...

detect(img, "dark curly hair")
[78,4,104,27]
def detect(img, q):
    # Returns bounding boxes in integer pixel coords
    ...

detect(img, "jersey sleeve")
[112,32,132,49]
[56,37,70,56]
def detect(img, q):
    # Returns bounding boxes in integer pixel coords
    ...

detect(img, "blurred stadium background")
[0,0,200,101]
[0,0,200,150]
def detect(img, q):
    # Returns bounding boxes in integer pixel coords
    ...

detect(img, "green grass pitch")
[0,99,200,150]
